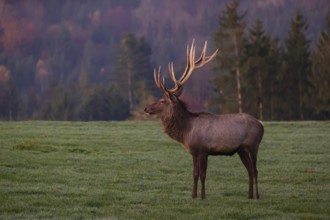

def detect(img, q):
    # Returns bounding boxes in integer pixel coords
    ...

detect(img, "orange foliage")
[0,65,10,85]
[0,14,38,55]
[0,15,22,54]
[35,59,48,80]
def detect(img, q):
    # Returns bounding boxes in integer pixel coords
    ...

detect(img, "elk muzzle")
[144,105,154,115]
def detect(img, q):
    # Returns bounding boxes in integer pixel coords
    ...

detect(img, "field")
[0,121,329,219]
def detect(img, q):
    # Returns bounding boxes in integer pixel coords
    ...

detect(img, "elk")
[144,41,264,199]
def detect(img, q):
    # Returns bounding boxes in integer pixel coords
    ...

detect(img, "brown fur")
[145,94,264,199]
[145,40,263,199]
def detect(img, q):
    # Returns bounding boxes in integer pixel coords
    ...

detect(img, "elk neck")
[161,99,195,143]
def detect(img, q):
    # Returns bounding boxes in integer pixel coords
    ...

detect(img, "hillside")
[0,0,329,120]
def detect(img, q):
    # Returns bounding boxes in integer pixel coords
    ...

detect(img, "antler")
[154,40,219,96]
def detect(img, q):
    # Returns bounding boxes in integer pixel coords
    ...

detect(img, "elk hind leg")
[238,149,254,199]
[250,151,259,199]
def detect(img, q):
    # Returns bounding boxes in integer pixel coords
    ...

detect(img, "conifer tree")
[36,84,77,121]
[0,66,19,120]
[244,19,270,120]
[282,9,311,120]
[78,85,129,121]
[112,33,153,114]
[213,0,246,114]
[309,11,330,119]
[266,38,282,120]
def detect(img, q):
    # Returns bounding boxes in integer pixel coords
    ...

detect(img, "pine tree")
[0,65,19,120]
[266,38,282,120]
[78,85,129,121]
[35,84,74,120]
[6,78,19,120]
[244,19,271,120]
[309,11,330,119]
[78,64,91,98]
[213,0,246,114]
[282,9,311,120]
[112,33,153,114]
[45,26,81,84]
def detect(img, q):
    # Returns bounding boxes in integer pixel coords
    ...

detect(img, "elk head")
[144,40,218,117]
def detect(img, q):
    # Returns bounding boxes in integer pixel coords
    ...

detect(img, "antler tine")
[202,47,219,66]
[177,43,191,83]
[195,41,219,68]
[168,62,177,82]
[153,68,160,88]
[154,40,218,96]
[195,41,207,66]
[166,41,194,94]
[176,40,198,86]
[166,62,181,94]
[153,67,163,90]
[181,40,218,86]
[176,40,196,84]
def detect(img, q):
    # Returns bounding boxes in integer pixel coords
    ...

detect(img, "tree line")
[212,0,329,120]
[0,0,329,120]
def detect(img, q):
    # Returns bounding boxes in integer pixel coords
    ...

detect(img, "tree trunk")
[235,66,243,113]
[127,68,133,114]
[233,33,243,113]
[257,71,263,120]
[298,77,304,120]
[270,83,274,121]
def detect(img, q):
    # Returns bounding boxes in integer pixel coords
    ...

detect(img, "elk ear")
[169,93,179,103]
[174,87,183,97]
[164,91,178,103]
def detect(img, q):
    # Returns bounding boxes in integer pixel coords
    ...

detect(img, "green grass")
[0,121,329,219]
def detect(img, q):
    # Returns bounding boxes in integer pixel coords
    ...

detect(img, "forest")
[0,0,329,121]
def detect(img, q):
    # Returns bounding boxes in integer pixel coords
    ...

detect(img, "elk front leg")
[192,155,199,199]
[199,154,208,199]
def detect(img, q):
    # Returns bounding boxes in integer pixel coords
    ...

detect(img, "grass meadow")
[0,121,329,219]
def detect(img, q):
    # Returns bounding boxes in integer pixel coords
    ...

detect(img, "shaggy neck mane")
[161,99,194,143]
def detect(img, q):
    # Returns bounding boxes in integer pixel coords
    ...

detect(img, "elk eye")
[160,99,165,104]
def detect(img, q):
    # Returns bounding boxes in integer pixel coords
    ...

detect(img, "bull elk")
[144,41,264,199]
